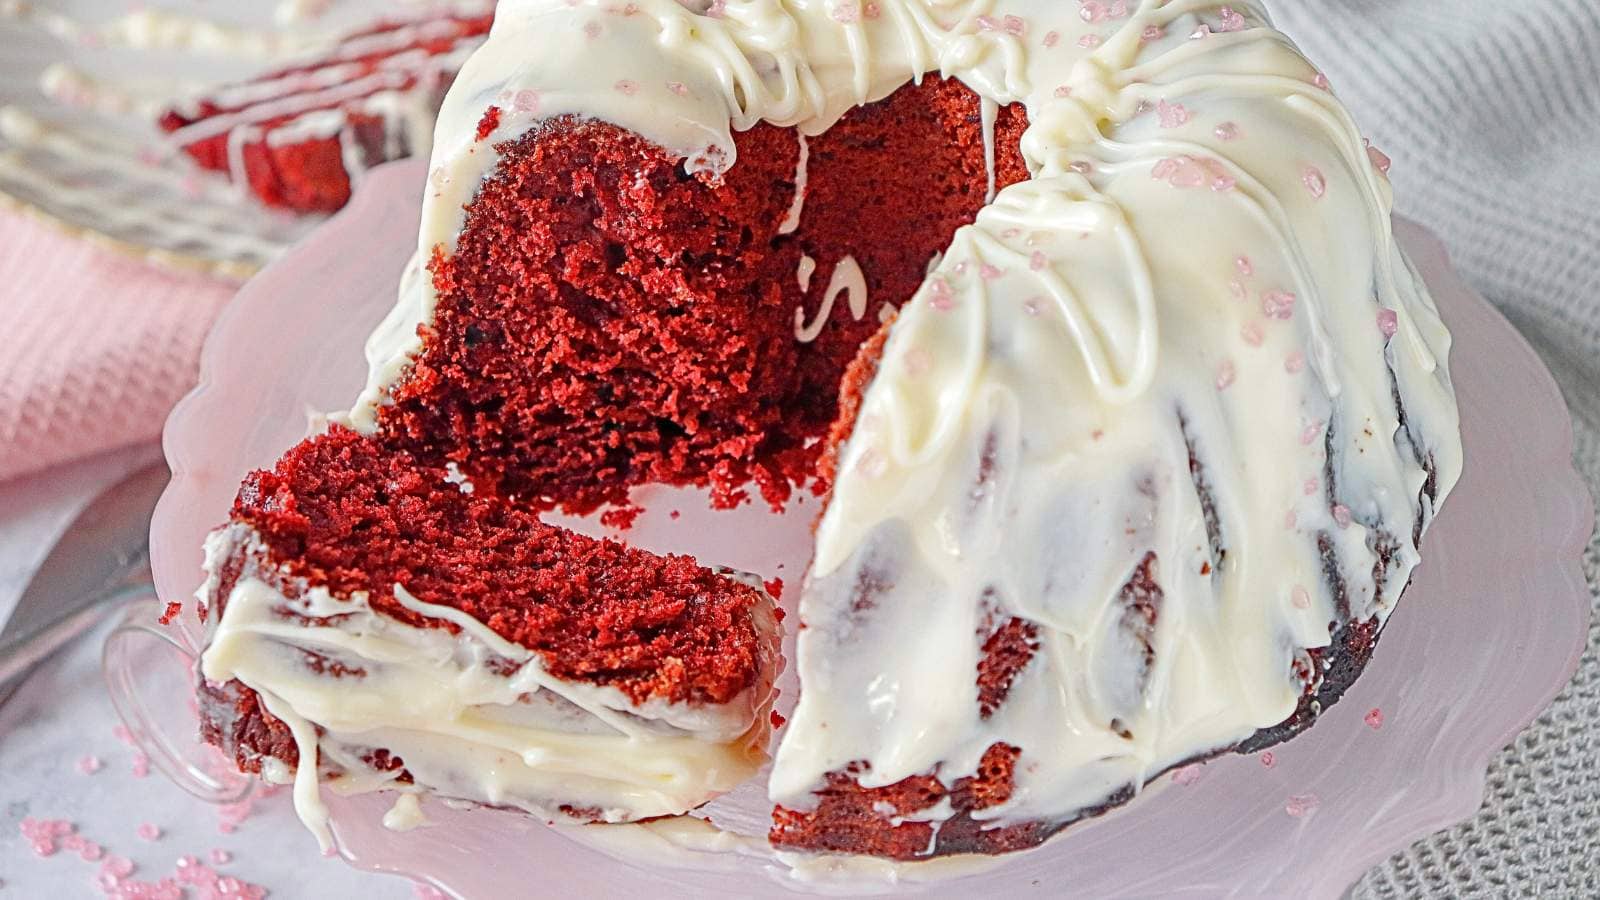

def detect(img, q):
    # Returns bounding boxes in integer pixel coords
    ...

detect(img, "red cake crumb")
[763,577,784,600]
[770,710,787,729]
[475,105,502,141]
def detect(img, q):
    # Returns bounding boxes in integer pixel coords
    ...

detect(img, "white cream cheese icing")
[197,524,779,851]
[313,0,1459,851]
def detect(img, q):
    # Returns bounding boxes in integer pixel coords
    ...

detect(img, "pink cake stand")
[126,159,1592,898]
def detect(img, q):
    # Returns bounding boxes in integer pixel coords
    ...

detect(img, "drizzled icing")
[198,524,779,852]
[794,255,869,343]
[777,133,810,235]
[334,0,1461,851]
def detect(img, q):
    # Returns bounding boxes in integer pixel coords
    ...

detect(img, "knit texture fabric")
[1268,1,1600,894]
[0,214,233,483]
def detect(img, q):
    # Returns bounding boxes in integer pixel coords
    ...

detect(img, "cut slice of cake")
[196,427,780,848]
[159,7,493,213]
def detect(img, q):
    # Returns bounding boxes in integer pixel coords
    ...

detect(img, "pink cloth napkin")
[0,211,235,484]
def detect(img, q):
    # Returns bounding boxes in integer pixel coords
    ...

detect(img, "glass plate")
[140,158,1593,898]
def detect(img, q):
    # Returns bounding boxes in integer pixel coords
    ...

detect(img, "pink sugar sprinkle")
[64,834,85,851]
[855,449,887,479]
[1367,142,1393,175]
[1077,33,1103,49]
[1043,30,1060,48]
[1300,420,1324,446]
[1215,360,1236,390]
[81,842,104,862]
[975,13,998,30]
[1262,290,1297,320]
[1141,24,1165,42]
[1285,350,1306,373]
[1304,477,1319,496]
[1365,707,1385,729]
[1211,174,1237,192]
[833,2,861,24]
[903,348,932,376]
[583,21,601,38]
[864,2,881,19]
[104,855,136,878]
[1213,121,1239,141]
[131,751,151,778]
[928,278,955,311]
[1108,0,1129,18]
[1235,255,1253,276]
[1261,751,1276,767]
[1156,99,1191,128]
[217,822,236,835]
[1291,585,1311,609]
[1284,509,1298,529]
[1054,85,1073,98]
[979,263,1004,281]
[1023,298,1044,317]
[1218,5,1247,32]
[1029,251,1048,271]
[77,754,103,774]
[1151,155,1208,189]
[1285,793,1321,817]
[1241,321,1264,346]
[1229,280,1247,300]
[1002,14,1026,35]
[667,81,689,96]
[1001,228,1022,239]
[1302,166,1327,198]
[1079,1,1106,24]
[138,823,162,841]
[512,89,540,112]
[1332,504,1353,528]
[210,849,233,865]
[1377,308,1399,338]
[1069,159,1093,174]
[613,79,639,96]
[1171,764,1203,786]
[1313,72,1331,90]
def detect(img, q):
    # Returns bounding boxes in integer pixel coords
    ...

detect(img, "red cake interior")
[223,426,767,706]
[379,75,1030,516]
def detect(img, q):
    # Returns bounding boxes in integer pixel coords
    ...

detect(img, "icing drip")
[334,0,1462,850]
[777,133,810,235]
[795,254,817,293]
[980,96,999,205]
[793,255,869,343]
[198,525,779,852]
[381,794,428,832]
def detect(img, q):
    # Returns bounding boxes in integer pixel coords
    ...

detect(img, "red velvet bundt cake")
[160,6,493,213]
[192,0,1463,869]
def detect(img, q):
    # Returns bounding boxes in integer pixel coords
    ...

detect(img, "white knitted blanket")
[1266,1,1600,894]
